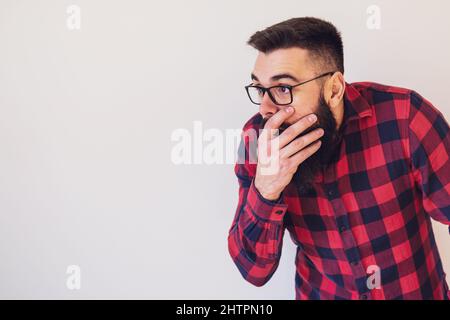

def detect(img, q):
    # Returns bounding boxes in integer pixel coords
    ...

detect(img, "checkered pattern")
[228,82,450,300]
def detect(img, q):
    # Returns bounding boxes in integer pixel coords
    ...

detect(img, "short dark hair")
[247,17,344,74]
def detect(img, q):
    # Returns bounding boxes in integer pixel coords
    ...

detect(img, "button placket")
[324,163,370,297]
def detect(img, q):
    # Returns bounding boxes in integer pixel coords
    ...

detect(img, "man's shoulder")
[348,81,418,124]
[350,81,441,120]
[350,81,413,102]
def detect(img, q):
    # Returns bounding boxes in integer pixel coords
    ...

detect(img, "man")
[227,17,450,300]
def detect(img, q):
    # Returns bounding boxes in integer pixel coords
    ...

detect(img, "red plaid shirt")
[228,82,450,300]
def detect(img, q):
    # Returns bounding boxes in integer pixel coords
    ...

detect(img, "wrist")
[254,178,281,202]
[257,188,281,202]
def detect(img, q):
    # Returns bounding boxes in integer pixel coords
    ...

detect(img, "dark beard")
[259,91,344,194]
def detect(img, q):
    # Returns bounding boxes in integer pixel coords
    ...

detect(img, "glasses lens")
[269,86,292,105]
[247,86,264,104]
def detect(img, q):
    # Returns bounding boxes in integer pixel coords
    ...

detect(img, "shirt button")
[360,294,368,300]
[351,261,359,266]
[275,210,284,215]
[339,225,347,233]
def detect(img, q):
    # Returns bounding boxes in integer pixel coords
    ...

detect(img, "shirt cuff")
[246,179,288,222]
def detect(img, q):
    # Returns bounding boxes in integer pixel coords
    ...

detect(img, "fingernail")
[286,107,294,113]
[308,114,317,122]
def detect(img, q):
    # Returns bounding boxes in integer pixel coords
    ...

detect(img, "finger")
[280,127,324,158]
[263,107,295,140]
[276,113,318,148]
[289,139,322,166]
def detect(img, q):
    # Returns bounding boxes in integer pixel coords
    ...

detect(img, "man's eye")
[276,86,290,94]
[256,87,265,95]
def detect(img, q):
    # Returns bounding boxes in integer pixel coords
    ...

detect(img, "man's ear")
[324,72,345,109]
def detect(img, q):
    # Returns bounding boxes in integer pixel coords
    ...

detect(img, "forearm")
[228,179,288,286]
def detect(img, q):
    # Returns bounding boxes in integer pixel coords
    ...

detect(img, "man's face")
[252,47,343,191]
[252,48,322,127]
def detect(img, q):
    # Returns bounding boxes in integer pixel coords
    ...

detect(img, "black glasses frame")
[245,71,336,106]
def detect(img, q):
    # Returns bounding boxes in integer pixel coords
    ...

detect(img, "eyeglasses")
[245,71,336,106]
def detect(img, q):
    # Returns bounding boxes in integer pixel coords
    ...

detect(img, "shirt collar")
[342,82,373,126]
[310,83,373,184]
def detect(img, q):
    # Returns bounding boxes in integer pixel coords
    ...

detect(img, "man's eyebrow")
[251,73,299,83]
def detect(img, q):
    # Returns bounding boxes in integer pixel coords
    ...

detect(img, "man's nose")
[259,92,280,119]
